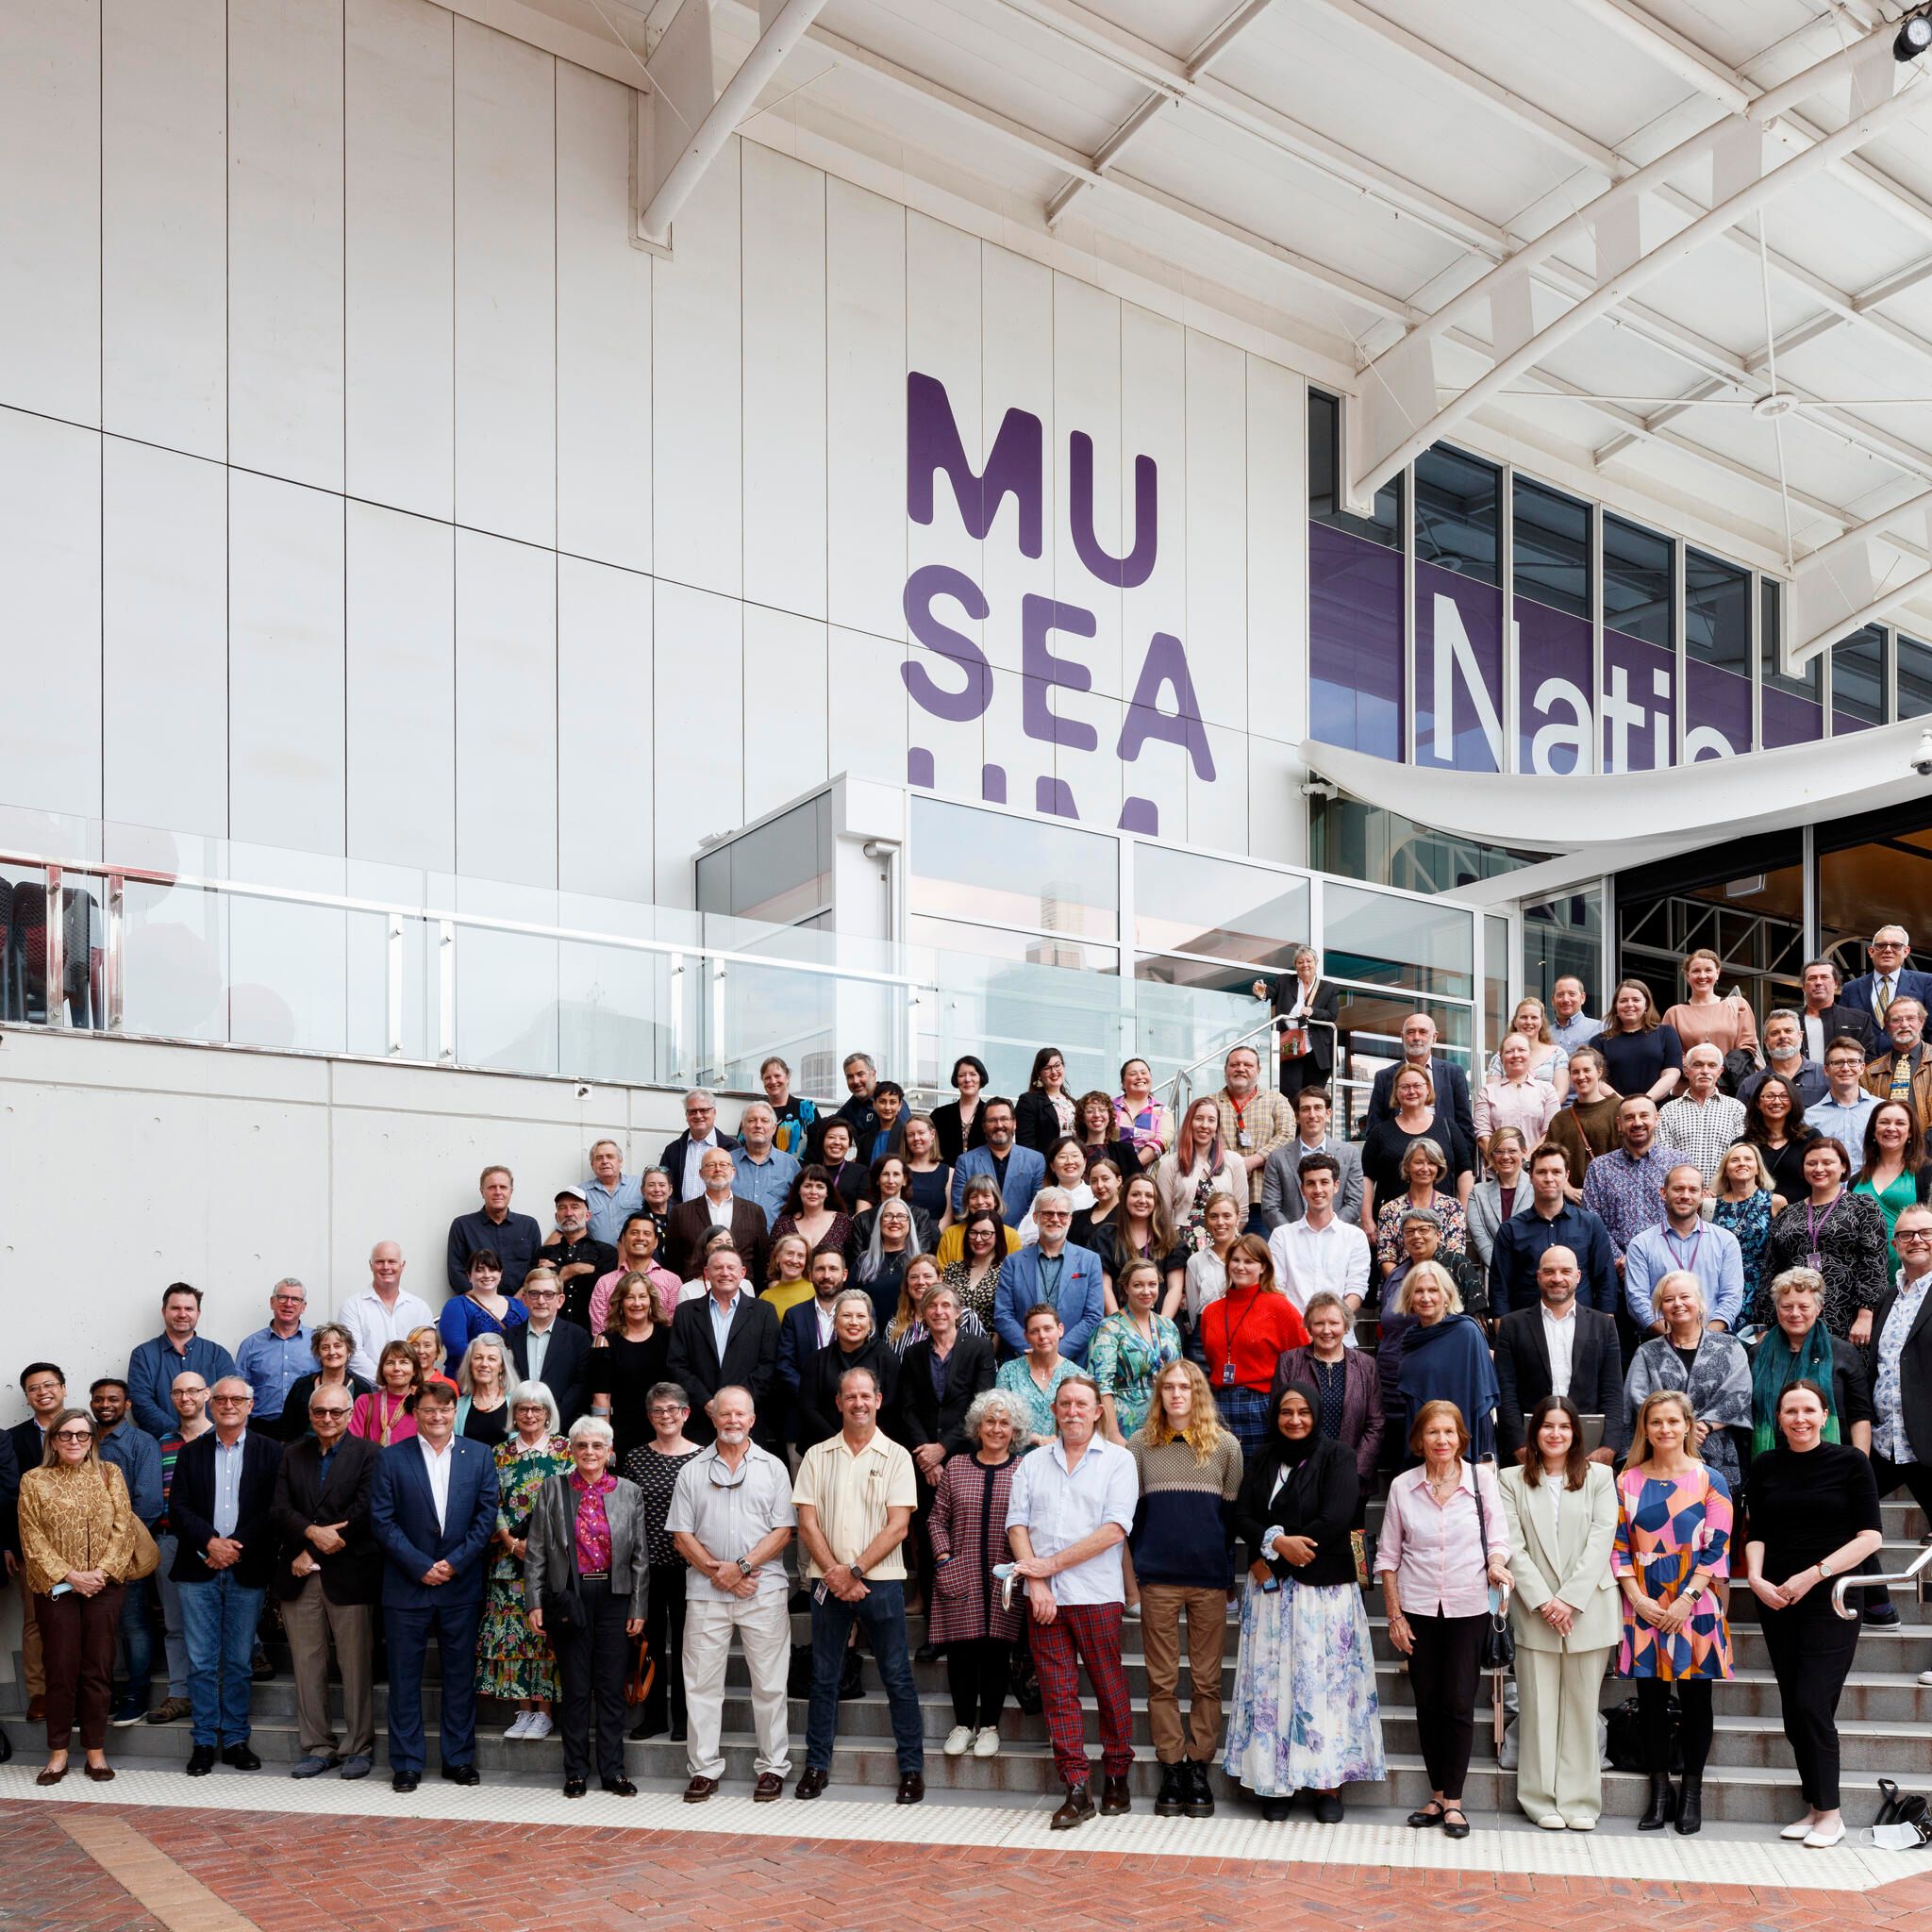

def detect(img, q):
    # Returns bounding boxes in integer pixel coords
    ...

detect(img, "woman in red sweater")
[1199,1235,1308,1460]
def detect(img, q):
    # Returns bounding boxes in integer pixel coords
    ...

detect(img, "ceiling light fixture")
[1897,8,1932,60]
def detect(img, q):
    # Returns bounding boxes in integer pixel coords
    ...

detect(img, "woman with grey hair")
[856,1197,923,1329]
[1623,1271,1752,1488]
[455,1333,518,1448]
[926,1389,1024,1757]
[621,1382,703,1740]
[640,1164,676,1249]
[798,1289,901,1450]
[1368,1124,1472,1284]
[525,1417,649,1798]
[277,1321,372,1443]
[480,1382,570,1739]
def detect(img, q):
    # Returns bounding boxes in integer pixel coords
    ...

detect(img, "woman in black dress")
[622,1378,704,1740]
[933,1056,990,1164]
[1742,1378,1884,1849]
[1758,1138,1888,1339]
[1588,979,1684,1106]
[1744,1073,1818,1206]
[590,1271,674,1462]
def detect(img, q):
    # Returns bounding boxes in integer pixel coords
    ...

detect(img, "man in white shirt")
[341,1242,435,1383]
[1268,1153,1370,1339]
[1492,1248,1625,1464]
[1258,1086,1364,1229]
[1007,1377,1140,1831]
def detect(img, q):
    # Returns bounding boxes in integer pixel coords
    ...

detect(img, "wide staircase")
[11,1495,1924,1824]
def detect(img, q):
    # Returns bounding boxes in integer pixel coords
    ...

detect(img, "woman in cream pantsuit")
[1499,1394,1620,1830]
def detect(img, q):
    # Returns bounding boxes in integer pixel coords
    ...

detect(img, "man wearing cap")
[536,1189,619,1330]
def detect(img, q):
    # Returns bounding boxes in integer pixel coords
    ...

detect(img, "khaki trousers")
[282,1574,375,1760]
[683,1591,791,1782]
[1139,1583,1227,1764]
[1513,1643,1612,1824]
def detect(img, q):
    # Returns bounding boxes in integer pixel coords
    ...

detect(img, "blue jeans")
[155,1534,189,1699]
[178,1571,265,1747]
[806,1577,923,1775]
[115,1574,153,1708]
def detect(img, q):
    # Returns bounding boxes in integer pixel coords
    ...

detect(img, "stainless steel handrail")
[1831,1544,1932,1621]
[1162,1015,1340,1123]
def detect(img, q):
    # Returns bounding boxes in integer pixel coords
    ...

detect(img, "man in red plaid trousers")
[1006,1376,1140,1830]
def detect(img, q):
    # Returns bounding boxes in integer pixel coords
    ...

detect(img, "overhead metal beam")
[1790,482,1932,664]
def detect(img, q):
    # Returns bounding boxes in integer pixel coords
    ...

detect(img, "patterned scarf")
[1750,1321,1840,1458]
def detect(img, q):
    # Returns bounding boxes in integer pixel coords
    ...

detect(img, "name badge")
[1807,1251,1823,1273]
[1221,1362,1236,1386]
[1236,1129,1253,1150]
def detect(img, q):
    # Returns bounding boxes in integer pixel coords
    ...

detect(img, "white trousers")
[683,1591,792,1781]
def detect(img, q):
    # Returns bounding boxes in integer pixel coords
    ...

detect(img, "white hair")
[457,1332,519,1401]
[567,1414,614,1448]
[509,1379,562,1435]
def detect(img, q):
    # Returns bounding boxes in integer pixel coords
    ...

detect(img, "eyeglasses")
[1035,1209,1070,1221]
[209,1394,249,1406]
[52,1428,93,1442]
[310,1407,351,1418]
[1899,1230,1932,1242]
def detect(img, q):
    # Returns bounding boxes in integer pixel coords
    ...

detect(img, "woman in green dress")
[1088,1257,1183,1442]
[478,1381,572,1739]
[1855,1101,1930,1242]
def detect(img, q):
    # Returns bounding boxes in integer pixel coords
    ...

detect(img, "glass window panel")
[1414,445,1499,585]
[1832,625,1887,734]
[1484,914,1509,1063]
[1308,389,1403,549]
[1524,888,1603,1014]
[909,914,1118,974]
[1603,514,1674,653]
[1132,844,1310,967]
[1513,478,1591,620]
[1309,522,1405,760]
[1322,879,1474,998]
[695,796,830,925]
[1900,635,1932,721]
[1130,976,1269,1093]
[1683,548,1752,758]
[122,878,227,1042]
[908,796,1117,939]
[227,897,347,1054]
[1327,991,1474,1139]
[1602,515,1675,774]
[1760,577,1822,748]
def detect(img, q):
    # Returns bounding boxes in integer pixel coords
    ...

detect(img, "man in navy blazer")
[368,1380,500,1790]
[1362,1013,1475,1148]
[948,1097,1047,1225]
[994,1197,1106,1362]
[507,1274,592,1427]
[776,1252,846,1446]
[657,1089,741,1202]
[1842,926,1932,1034]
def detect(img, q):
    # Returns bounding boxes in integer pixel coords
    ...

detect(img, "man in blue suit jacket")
[948,1097,1047,1225]
[368,1381,500,1790]
[1841,926,1932,1034]
[994,1200,1106,1363]
[776,1252,845,1447]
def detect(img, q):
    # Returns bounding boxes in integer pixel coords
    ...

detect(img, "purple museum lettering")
[1414,562,1502,773]
[906,372,1044,558]
[902,564,993,721]
[1514,596,1592,775]
[1307,522,1403,761]
[1021,595,1099,751]
[1600,625,1675,774]
[1067,431,1158,589]
[1119,633,1214,779]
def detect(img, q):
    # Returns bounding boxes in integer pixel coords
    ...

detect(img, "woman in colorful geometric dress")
[1612,1389,1734,1837]
[478,1382,571,1740]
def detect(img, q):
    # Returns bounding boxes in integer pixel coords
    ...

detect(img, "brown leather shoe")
[896,1773,925,1805]
[682,1775,719,1804]
[1050,1784,1096,1831]
[25,1697,45,1724]
[753,1773,785,1803]
[1100,1774,1131,1815]
[795,1765,829,1799]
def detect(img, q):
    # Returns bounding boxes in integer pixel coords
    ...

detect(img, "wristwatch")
[1817,1557,1834,1578]
[849,1562,867,1583]
[736,1556,754,1577]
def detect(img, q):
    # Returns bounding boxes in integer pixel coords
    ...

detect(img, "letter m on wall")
[907,372,1044,558]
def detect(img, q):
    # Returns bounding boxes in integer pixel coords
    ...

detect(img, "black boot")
[1155,1760,1185,1817]
[1637,1773,1676,1831]
[1183,1758,1215,1818]
[1674,1774,1703,1835]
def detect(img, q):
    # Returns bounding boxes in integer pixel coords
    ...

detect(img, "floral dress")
[477,1434,572,1701]
[1373,1191,1469,1276]
[1611,1464,1734,1682]
[1709,1190,1774,1318]
[1085,1311,1182,1438]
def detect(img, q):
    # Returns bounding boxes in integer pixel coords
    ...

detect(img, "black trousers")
[1407,1611,1485,1800]
[943,1637,1012,1728]
[639,1561,687,1731]
[1637,1676,1713,1777]
[1760,1596,1859,1809]
[552,1584,634,1783]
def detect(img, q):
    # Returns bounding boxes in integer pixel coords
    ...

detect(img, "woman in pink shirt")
[1375,1399,1511,1840]
[1474,1034,1559,1168]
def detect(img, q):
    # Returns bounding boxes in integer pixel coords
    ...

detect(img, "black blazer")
[1266,977,1341,1079]
[275,1373,374,1444]
[798,1338,902,1451]
[1014,1091,1074,1155]
[1365,1054,1475,1148]
[1493,1306,1628,1459]
[170,1430,285,1589]
[666,1293,779,1444]
[1232,1435,1358,1587]
[271,1434,381,1605]
[1867,1274,1932,1463]
[894,1333,995,1460]
[665,1195,771,1284]
[1808,1002,1881,1058]
[0,1420,30,1557]
[931,1100,987,1165]
[508,1320,593,1429]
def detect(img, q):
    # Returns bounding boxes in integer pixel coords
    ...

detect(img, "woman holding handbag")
[1375,1399,1510,1840]
[1499,1395,1620,1830]
[18,1408,147,1785]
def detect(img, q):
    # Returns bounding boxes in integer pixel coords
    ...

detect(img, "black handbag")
[1604,1692,1684,1774]
[541,1579,588,1629]
[1470,1469,1514,1672]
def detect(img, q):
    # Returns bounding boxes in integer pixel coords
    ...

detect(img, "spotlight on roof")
[1898,9,1932,60]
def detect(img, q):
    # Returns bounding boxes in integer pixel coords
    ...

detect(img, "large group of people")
[8,936,1932,1840]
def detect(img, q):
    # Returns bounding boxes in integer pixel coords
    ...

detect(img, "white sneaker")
[524,1711,554,1740]
[1920,1669,1932,1688]
[943,1725,975,1757]
[973,1725,1000,1758]
[503,1711,534,1740]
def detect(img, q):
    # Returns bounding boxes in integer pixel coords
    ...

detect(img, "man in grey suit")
[1258,1087,1363,1229]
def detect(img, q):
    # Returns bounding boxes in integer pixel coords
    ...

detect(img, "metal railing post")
[668,952,686,1086]
[104,872,125,1033]
[436,920,455,1063]
[44,863,67,1028]
[386,914,405,1058]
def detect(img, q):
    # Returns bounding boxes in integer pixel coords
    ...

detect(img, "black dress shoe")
[221,1743,261,1771]
[1311,1790,1344,1824]
[1259,1796,1293,1822]
[669,1722,687,1742]
[1183,1759,1215,1819]
[440,1763,481,1787]
[914,1641,938,1663]
[392,1771,421,1793]
[795,1765,829,1799]
[896,1773,924,1805]
[628,1713,666,1740]
[1441,1806,1471,1840]
[602,1776,639,1797]
[185,1745,217,1777]
[563,1777,588,1798]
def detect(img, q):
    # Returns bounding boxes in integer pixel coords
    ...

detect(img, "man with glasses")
[446,1165,542,1296]
[1862,997,1932,1138]
[952,1098,1048,1228]
[146,1371,213,1727]
[1215,1045,1295,1237]
[1844,927,1932,1034]
[658,1091,739,1203]
[235,1279,312,1428]
[995,1187,1105,1362]
[271,1385,380,1778]
[508,1272,591,1426]
[1806,1038,1883,1180]
[667,1386,795,1802]
[1865,1208,1932,1663]
[170,1378,283,1775]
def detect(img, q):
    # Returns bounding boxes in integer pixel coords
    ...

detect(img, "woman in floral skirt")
[478,1381,572,1740]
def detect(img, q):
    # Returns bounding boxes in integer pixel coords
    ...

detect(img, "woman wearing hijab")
[1224,1380,1383,1822]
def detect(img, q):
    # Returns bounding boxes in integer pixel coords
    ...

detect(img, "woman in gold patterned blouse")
[18,1408,139,1784]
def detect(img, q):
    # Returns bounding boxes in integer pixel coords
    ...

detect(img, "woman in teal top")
[1856,1100,1931,1242]
[1087,1257,1182,1441]
[993,1302,1080,1450]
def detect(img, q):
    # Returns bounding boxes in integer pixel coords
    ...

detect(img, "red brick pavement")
[9,1802,1932,1932]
